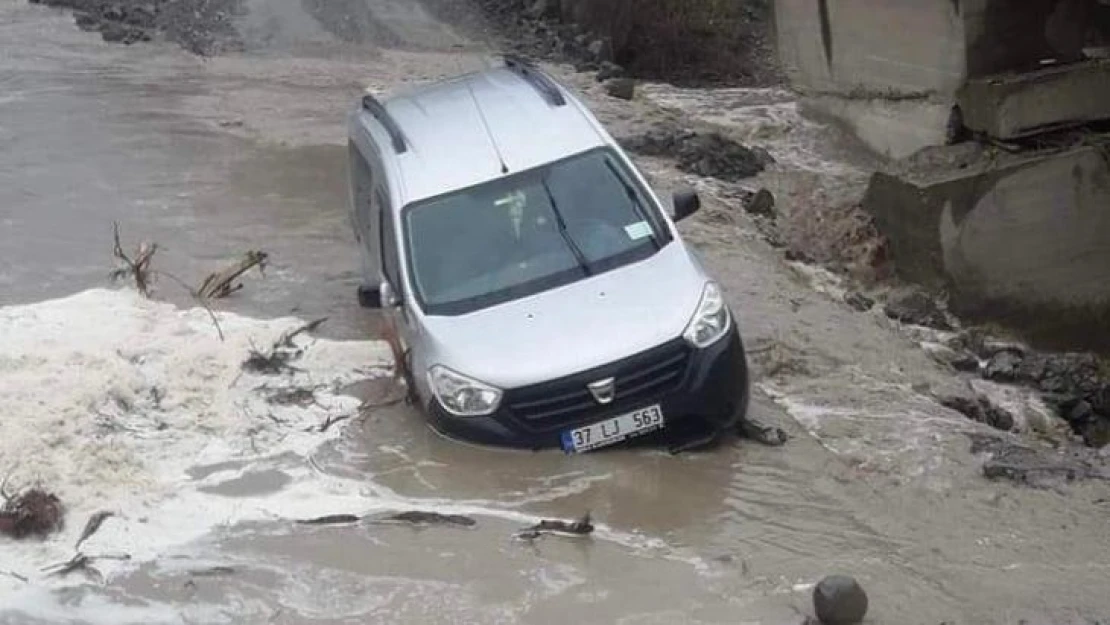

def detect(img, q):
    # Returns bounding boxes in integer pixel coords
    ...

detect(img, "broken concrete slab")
[775,0,967,97]
[958,59,1110,139]
[800,95,956,160]
[863,143,1110,351]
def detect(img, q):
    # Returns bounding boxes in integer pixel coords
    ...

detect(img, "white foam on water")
[0,288,392,599]
[637,85,861,177]
[0,288,712,622]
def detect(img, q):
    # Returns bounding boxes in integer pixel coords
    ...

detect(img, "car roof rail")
[501,54,567,107]
[361,94,407,154]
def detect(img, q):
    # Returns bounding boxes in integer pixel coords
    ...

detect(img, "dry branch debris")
[75,511,115,550]
[0,487,65,539]
[242,318,327,375]
[514,512,594,540]
[197,251,269,299]
[109,222,158,297]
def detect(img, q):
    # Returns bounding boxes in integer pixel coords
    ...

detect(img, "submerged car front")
[400,147,750,451]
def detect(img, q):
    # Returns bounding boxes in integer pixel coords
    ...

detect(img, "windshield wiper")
[540,177,592,276]
[604,158,661,251]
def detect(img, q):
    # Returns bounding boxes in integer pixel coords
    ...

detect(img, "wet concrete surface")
[2,1,1110,624]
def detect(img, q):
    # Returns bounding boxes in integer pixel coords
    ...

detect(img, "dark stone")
[983,350,1023,382]
[604,78,636,100]
[744,188,776,216]
[844,291,874,312]
[750,145,777,168]
[737,416,789,446]
[1092,384,1110,414]
[951,354,982,373]
[976,436,1110,486]
[619,126,771,182]
[1081,416,1110,448]
[939,394,1015,431]
[982,402,1016,431]
[784,248,815,264]
[596,61,625,81]
[813,575,868,625]
[1067,400,1095,424]
[882,291,954,331]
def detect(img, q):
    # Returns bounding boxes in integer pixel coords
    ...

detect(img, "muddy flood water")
[2,1,1110,624]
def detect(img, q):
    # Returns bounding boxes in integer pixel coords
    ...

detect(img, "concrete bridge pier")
[774,0,1110,350]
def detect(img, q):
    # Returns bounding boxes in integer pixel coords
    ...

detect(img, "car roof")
[366,62,611,205]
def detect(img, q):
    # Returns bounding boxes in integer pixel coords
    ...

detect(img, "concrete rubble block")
[774,0,967,97]
[801,95,956,160]
[958,59,1110,139]
[863,144,1110,349]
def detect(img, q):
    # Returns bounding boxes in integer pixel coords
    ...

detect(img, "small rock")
[587,38,612,62]
[883,291,953,331]
[784,248,815,264]
[813,575,868,625]
[604,78,636,100]
[951,354,982,373]
[750,145,777,168]
[938,394,1015,431]
[596,61,624,81]
[983,350,1022,382]
[744,188,776,216]
[1067,400,1095,424]
[1082,416,1110,448]
[843,291,874,312]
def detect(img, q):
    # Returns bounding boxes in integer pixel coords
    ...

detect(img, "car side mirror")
[380,280,399,308]
[672,189,701,222]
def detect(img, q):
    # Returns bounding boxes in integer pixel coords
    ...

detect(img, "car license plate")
[560,405,665,454]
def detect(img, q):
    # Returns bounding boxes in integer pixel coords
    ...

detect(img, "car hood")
[420,242,709,389]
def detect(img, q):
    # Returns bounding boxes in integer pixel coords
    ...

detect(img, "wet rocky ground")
[29,0,244,54]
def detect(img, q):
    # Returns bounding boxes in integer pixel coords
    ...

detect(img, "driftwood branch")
[153,270,226,342]
[109,222,157,297]
[242,318,328,375]
[197,251,269,299]
[107,223,227,341]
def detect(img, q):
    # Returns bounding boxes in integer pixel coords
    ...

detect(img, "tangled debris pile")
[28,0,243,55]
[196,251,269,300]
[620,126,774,182]
[242,317,328,375]
[0,486,64,540]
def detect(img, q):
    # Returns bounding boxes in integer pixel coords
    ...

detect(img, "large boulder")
[813,575,869,625]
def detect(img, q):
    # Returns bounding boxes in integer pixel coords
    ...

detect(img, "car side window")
[378,191,402,297]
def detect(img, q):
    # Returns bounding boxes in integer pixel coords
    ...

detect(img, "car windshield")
[402,148,671,315]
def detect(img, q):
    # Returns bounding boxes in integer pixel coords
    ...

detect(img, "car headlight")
[682,281,731,348]
[427,365,503,417]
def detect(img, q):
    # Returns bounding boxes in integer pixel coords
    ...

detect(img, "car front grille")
[504,339,691,432]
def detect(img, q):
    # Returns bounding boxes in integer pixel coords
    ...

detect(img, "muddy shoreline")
[29,0,244,54]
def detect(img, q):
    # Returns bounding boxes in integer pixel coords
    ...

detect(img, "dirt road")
[1,1,1109,624]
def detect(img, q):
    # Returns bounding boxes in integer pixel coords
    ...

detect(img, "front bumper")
[425,326,750,450]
